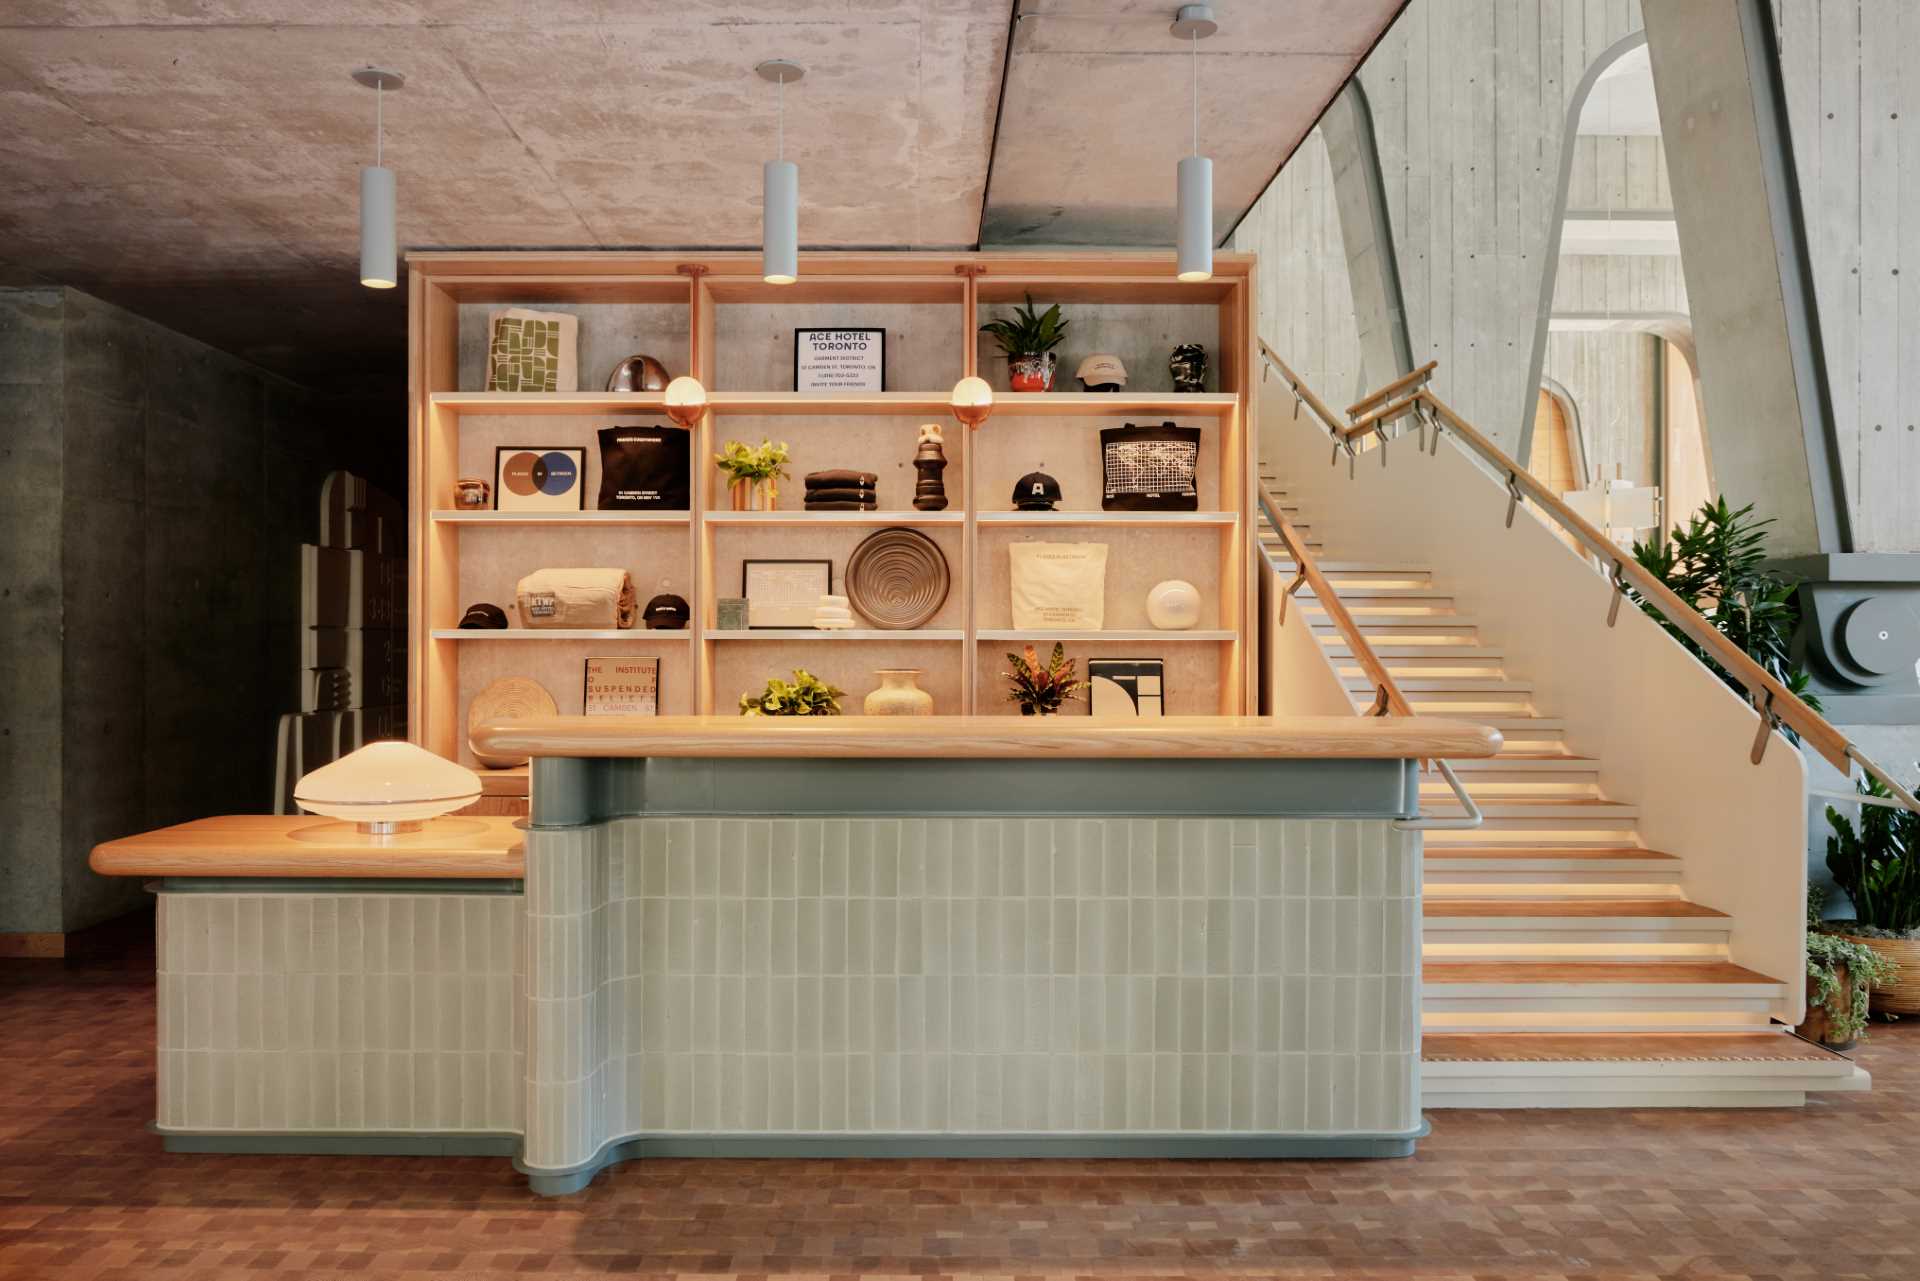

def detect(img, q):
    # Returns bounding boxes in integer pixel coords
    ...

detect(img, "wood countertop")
[470,714,1502,761]
[90,815,525,880]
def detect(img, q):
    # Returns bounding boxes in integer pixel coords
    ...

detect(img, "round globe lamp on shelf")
[949,376,994,430]
[293,741,481,836]
[664,375,708,428]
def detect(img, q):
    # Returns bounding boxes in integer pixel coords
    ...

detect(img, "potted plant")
[715,438,791,511]
[739,668,845,716]
[979,293,1069,392]
[1004,642,1085,715]
[1801,889,1897,1049]
[1825,774,1920,1013]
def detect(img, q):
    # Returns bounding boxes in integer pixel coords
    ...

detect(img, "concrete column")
[1645,0,1851,556]
[1321,84,1413,390]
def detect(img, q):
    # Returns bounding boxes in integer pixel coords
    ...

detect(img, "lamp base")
[355,819,427,836]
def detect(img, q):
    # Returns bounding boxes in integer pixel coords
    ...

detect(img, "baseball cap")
[459,602,508,629]
[1012,472,1062,511]
[643,593,691,629]
[1075,353,1128,389]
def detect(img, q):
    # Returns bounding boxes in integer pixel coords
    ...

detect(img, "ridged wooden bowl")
[467,676,557,768]
[845,527,950,630]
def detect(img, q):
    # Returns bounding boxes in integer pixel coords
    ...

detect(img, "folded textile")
[804,486,879,504]
[805,470,878,490]
[803,499,879,511]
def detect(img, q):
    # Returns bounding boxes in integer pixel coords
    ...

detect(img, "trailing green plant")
[714,438,791,483]
[1806,929,1897,1044]
[739,668,845,717]
[1826,774,1920,935]
[1003,642,1085,714]
[978,294,1068,357]
[1628,496,1822,718]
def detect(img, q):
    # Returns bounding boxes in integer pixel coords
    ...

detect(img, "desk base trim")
[155,1127,520,1157]
[518,1124,1431,1195]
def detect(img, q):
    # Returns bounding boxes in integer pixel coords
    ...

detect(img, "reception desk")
[93,715,1498,1195]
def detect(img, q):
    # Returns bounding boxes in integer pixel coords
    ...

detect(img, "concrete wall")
[0,287,401,935]
[1773,0,1920,552]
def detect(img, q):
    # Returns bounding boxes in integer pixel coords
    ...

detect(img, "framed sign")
[584,656,659,716]
[494,446,586,512]
[744,558,832,628]
[794,328,886,392]
[1089,658,1165,718]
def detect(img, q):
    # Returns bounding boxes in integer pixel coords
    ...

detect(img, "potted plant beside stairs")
[1824,775,1920,1015]
[1800,889,1896,1050]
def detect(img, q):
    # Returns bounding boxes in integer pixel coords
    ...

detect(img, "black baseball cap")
[1012,472,1061,511]
[459,602,508,629]
[644,593,690,629]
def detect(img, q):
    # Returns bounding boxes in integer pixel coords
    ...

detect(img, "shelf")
[986,392,1238,418]
[428,391,1239,419]
[430,629,693,642]
[432,509,691,525]
[708,629,965,642]
[431,392,667,416]
[977,510,1237,527]
[977,630,1236,643]
[705,510,963,527]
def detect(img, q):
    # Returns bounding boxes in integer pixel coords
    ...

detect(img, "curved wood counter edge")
[90,815,526,880]
[471,714,1504,761]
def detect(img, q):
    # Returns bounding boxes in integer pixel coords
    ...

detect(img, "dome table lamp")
[949,376,994,430]
[293,741,481,836]
[664,375,708,428]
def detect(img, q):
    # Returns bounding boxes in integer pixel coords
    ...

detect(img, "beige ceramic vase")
[864,669,934,716]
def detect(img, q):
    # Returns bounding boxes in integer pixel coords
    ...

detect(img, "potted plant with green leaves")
[1825,774,1920,1014]
[1801,888,1897,1049]
[740,668,845,717]
[979,293,1069,392]
[1004,642,1085,716]
[715,438,791,511]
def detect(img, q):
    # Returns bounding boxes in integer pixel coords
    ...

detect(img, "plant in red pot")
[980,294,1069,393]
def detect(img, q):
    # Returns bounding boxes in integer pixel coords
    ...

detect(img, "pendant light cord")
[778,71,785,162]
[375,79,383,167]
[1191,30,1198,157]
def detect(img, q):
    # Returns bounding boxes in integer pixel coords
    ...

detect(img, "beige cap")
[1075,353,1128,386]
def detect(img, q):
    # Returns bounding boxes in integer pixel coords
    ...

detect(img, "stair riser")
[1422,872,1682,889]
[1424,926,1732,948]
[1423,942,1731,961]
[1423,1010,1780,1032]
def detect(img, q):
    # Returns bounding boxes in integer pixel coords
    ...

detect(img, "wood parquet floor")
[3,935,1915,1280]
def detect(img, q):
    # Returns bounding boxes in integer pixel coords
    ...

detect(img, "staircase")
[1261,479,1868,1107]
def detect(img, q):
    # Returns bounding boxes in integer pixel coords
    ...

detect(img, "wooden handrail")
[1258,482,1415,719]
[1347,388,1425,440]
[1347,360,1436,420]
[1257,339,1351,439]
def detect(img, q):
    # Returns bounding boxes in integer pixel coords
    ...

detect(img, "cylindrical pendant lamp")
[1170,7,1217,283]
[756,59,805,286]
[360,164,397,289]
[1176,155,1213,283]
[763,159,799,286]
[351,67,404,290]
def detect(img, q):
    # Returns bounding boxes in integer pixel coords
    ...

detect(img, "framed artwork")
[794,328,886,392]
[1088,658,1165,718]
[744,558,832,628]
[584,656,659,716]
[494,446,586,512]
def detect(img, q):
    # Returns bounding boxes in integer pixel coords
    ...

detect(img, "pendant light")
[1170,6,1217,282]
[756,59,805,286]
[352,67,404,290]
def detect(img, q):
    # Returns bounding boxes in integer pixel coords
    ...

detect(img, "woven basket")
[1836,933,1920,1015]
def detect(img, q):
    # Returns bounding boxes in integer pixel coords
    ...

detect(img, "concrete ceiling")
[0,1,1402,388]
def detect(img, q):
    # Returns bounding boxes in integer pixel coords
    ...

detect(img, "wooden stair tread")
[1425,899,1728,918]
[1422,1032,1845,1064]
[1424,961,1779,985]
[1423,846,1677,861]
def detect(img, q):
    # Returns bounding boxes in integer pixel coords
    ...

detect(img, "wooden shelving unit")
[407,251,1258,767]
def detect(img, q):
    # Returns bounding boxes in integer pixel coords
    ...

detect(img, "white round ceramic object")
[1146,579,1202,630]
[294,740,481,825]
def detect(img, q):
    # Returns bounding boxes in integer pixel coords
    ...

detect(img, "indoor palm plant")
[739,668,845,716]
[1004,642,1085,715]
[1825,774,1920,1013]
[1629,497,1821,714]
[715,438,791,511]
[979,293,1069,392]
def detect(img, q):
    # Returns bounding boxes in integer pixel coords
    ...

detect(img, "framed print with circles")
[494,445,586,512]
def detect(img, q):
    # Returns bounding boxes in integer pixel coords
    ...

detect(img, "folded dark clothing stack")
[805,469,878,510]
